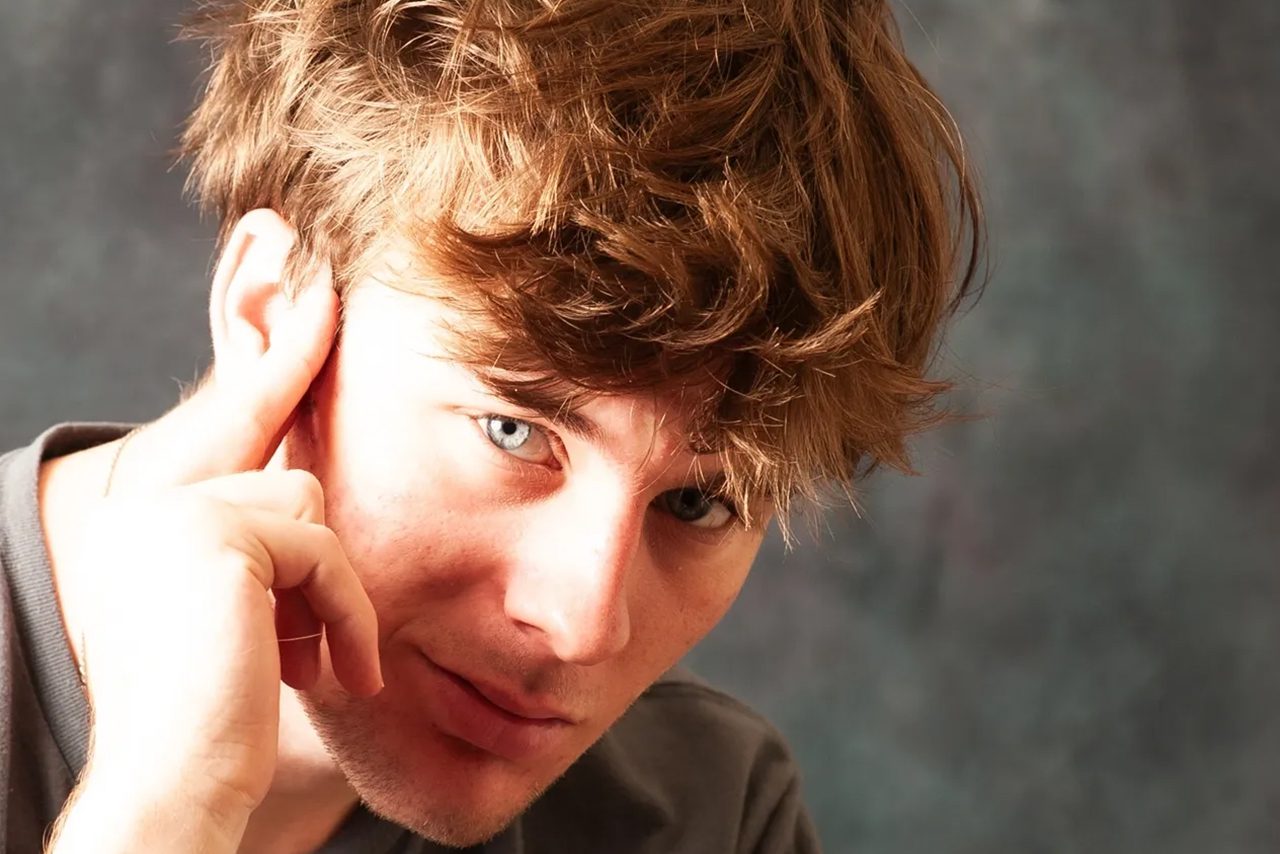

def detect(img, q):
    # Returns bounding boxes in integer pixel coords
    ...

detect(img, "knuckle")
[280,469,325,517]
[282,468,322,497]
[204,532,272,591]
[307,522,343,558]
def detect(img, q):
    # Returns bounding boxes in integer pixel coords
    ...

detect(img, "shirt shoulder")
[517,666,820,854]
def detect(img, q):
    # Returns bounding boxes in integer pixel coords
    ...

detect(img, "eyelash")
[474,414,740,530]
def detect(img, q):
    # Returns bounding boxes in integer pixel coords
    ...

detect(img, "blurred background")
[2,1,1277,850]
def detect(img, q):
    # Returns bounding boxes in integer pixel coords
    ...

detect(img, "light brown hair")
[180,0,984,529]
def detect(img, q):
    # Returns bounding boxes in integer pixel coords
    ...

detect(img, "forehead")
[342,280,719,461]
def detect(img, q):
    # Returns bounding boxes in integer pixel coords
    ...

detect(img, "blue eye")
[657,487,736,529]
[477,415,556,465]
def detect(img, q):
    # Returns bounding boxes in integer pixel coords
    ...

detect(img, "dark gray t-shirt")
[0,424,819,853]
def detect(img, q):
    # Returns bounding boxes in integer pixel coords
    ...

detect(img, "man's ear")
[209,208,331,386]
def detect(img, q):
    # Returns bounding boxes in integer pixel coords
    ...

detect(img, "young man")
[3,0,981,851]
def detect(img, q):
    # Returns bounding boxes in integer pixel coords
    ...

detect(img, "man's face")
[283,282,766,845]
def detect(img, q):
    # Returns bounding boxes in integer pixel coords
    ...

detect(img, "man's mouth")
[414,653,574,762]
[456,669,576,723]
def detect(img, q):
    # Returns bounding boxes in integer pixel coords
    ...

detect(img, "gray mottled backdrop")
[2,2,1277,851]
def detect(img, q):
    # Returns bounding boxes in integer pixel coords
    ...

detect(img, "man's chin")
[297,690,558,847]
[357,781,525,849]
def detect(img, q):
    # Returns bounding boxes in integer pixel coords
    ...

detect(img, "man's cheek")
[328,483,501,608]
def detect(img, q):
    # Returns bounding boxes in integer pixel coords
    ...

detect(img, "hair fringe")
[179,0,986,540]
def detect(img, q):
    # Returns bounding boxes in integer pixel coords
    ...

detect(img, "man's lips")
[412,653,574,761]
[453,670,577,723]
[436,662,576,724]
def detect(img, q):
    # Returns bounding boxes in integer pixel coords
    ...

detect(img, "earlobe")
[209,209,313,384]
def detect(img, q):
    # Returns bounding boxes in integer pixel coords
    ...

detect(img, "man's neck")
[38,440,360,854]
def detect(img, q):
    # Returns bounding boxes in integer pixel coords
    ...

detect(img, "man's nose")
[502,485,640,666]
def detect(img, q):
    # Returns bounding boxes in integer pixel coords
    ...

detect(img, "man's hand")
[49,280,381,852]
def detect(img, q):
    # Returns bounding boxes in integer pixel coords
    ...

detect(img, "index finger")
[128,273,339,488]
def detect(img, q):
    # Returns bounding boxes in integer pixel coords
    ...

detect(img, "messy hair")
[180,0,984,530]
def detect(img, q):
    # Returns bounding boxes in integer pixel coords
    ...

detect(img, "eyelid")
[477,413,567,469]
[520,416,567,465]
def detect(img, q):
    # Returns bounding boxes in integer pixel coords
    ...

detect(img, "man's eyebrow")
[531,401,605,444]
[476,377,606,444]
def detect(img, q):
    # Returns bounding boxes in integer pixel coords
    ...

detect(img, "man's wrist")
[48,773,250,853]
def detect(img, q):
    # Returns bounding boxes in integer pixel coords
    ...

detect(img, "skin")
[42,210,768,852]
[283,279,766,844]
